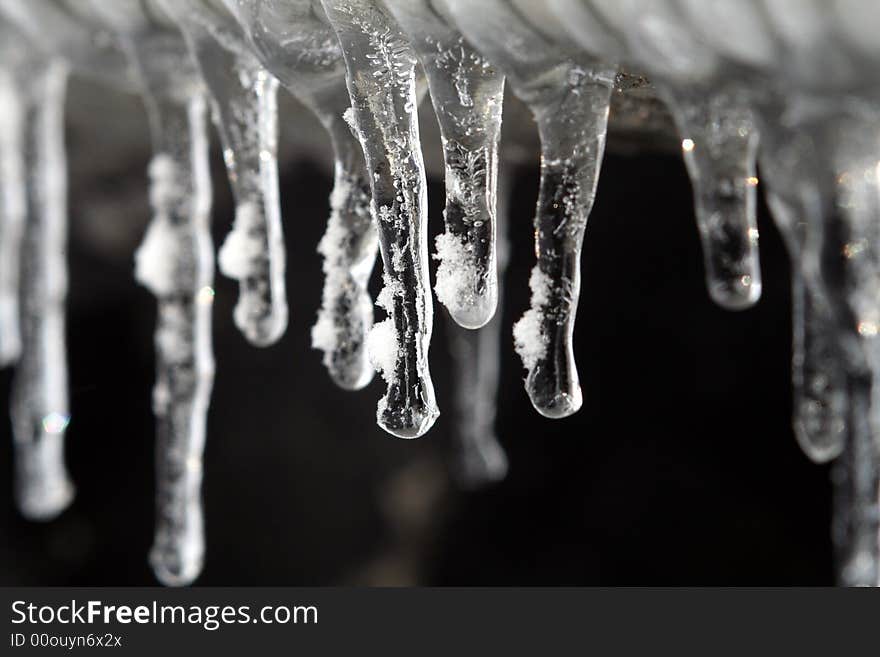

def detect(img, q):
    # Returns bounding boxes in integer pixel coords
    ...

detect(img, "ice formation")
[0,63,24,367]
[80,0,216,587]
[161,0,288,347]
[385,0,505,330]
[0,0,880,587]
[446,0,614,419]
[225,0,379,390]
[668,91,762,310]
[321,0,438,438]
[444,170,512,488]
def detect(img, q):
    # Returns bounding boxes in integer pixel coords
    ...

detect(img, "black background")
[0,84,833,585]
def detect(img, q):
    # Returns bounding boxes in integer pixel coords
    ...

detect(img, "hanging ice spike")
[385,0,505,330]
[224,0,380,391]
[321,0,439,437]
[161,0,288,348]
[135,96,215,587]
[0,64,24,368]
[444,169,513,488]
[666,89,762,310]
[762,167,847,463]
[779,107,880,587]
[86,0,216,586]
[3,54,74,521]
[445,0,615,419]
[5,0,880,590]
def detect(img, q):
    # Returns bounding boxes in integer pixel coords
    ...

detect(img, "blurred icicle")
[0,67,25,367]
[225,0,380,390]
[7,58,75,521]
[665,89,763,310]
[86,0,216,585]
[444,170,513,488]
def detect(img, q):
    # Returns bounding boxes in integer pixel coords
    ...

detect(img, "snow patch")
[433,231,477,313]
[135,155,184,297]
[512,266,553,371]
[135,216,179,297]
[218,202,264,280]
[367,318,398,383]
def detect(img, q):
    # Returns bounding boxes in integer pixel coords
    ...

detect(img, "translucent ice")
[312,164,376,389]
[763,171,846,463]
[575,2,763,310]
[0,65,24,367]
[444,172,512,488]
[321,0,438,436]
[445,0,615,418]
[385,0,505,329]
[0,0,132,88]
[791,274,848,462]
[833,375,880,586]
[159,0,288,346]
[5,57,75,521]
[666,90,762,310]
[139,119,215,589]
[88,0,215,586]
[225,0,379,390]
[768,105,880,585]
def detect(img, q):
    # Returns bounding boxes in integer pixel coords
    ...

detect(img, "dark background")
[0,80,833,585]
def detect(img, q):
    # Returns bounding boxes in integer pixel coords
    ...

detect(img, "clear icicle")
[443,171,512,488]
[320,0,439,437]
[385,0,505,329]
[444,0,615,418]
[515,69,613,418]
[313,155,377,390]
[0,67,25,366]
[96,3,215,584]
[7,59,74,521]
[162,0,288,347]
[764,182,847,463]
[791,107,880,587]
[832,374,880,586]
[0,0,133,89]
[665,89,762,310]
[790,272,848,462]
[224,0,379,390]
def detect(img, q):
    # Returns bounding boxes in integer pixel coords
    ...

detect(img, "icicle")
[833,374,880,586]
[781,105,880,586]
[763,179,847,462]
[320,0,438,437]
[790,273,848,462]
[6,59,74,521]
[385,0,505,329]
[161,0,288,347]
[664,89,762,310]
[757,98,880,585]
[0,68,25,366]
[443,170,512,488]
[829,137,880,587]
[562,2,761,309]
[0,0,131,89]
[135,92,214,587]
[312,151,377,390]
[225,0,379,390]
[513,70,611,418]
[92,2,216,584]
[444,0,615,418]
